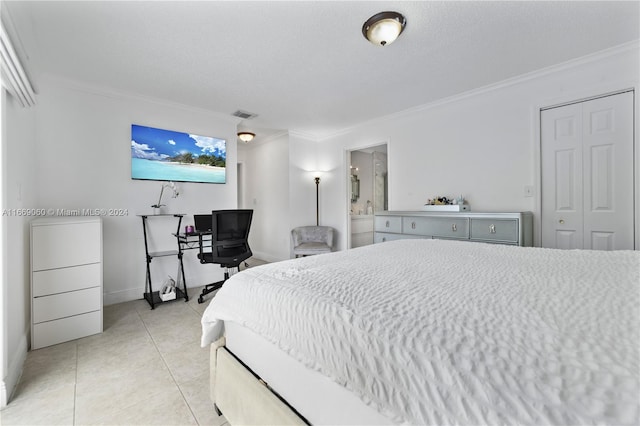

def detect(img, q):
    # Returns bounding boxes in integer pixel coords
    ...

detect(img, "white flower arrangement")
[151,181,180,209]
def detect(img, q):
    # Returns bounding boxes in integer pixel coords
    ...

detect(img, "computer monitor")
[193,214,212,233]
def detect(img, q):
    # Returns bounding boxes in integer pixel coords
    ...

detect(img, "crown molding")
[316,40,640,142]
[35,37,639,142]
[40,73,242,124]
[262,129,290,143]
[288,130,320,142]
[238,129,321,151]
[237,129,290,150]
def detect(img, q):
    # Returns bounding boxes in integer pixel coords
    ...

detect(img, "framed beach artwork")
[131,124,226,184]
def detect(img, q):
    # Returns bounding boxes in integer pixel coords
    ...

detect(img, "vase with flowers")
[151,181,179,214]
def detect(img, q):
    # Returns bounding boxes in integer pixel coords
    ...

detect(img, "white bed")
[201,239,640,425]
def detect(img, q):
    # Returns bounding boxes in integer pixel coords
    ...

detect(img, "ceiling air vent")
[232,110,258,120]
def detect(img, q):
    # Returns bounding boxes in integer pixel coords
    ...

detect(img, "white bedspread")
[201,239,640,425]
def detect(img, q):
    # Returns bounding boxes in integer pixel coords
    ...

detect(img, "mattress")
[201,238,640,425]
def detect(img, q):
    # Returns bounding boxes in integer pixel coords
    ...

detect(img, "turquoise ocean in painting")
[131,124,226,183]
[132,158,226,183]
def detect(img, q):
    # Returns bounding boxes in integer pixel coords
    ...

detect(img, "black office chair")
[197,209,253,303]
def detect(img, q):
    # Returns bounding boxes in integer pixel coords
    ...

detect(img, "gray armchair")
[291,226,334,258]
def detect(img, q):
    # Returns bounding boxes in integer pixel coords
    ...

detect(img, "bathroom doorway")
[347,144,388,249]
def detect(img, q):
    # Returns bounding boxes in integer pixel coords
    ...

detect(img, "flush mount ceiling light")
[362,11,406,46]
[237,132,255,143]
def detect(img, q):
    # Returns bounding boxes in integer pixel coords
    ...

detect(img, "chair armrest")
[326,228,334,248]
[291,229,302,246]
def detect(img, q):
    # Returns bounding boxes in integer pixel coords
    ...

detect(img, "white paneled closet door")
[541,91,634,250]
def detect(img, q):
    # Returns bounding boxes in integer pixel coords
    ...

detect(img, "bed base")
[210,339,308,425]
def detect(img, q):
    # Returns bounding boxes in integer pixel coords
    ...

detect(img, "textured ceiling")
[3,1,639,141]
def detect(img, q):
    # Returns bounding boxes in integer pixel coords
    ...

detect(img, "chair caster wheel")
[198,296,204,304]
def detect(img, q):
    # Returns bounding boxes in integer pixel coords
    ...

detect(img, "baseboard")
[1,380,7,408]
[251,251,287,264]
[2,333,28,407]
[103,279,222,306]
[103,287,143,306]
[104,260,280,306]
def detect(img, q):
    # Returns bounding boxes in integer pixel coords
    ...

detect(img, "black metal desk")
[174,230,217,303]
[174,230,212,252]
[139,214,188,309]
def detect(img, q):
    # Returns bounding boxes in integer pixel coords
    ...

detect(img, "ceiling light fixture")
[362,11,406,46]
[237,132,255,143]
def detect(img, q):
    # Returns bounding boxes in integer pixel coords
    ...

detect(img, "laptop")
[193,214,212,233]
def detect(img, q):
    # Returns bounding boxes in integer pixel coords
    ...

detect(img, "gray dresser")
[374,211,533,246]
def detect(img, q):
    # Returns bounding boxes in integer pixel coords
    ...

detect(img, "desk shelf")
[144,287,187,307]
[139,214,189,309]
[148,250,179,258]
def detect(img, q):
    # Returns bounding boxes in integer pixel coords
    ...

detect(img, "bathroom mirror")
[351,175,360,202]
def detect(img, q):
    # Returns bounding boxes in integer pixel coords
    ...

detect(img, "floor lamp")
[315,176,320,226]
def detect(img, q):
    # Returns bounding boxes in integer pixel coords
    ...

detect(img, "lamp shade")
[362,11,406,46]
[237,132,255,143]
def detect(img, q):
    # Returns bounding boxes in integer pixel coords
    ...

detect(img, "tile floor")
[1,259,266,426]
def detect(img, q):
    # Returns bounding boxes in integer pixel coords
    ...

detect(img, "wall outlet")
[524,185,534,197]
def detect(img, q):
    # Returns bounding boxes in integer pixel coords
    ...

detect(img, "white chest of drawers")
[374,211,533,246]
[31,216,103,349]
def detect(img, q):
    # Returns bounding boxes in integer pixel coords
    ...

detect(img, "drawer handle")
[411,222,416,229]
[559,219,565,224]
[489,224,496,234]
[382,237,386,242]
[451,223,457,232]
[385,220,390,228]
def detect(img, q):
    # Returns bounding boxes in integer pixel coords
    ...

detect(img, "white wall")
[236,131,319,261]
[288,133,320,228]
[34,76,240,305]
[315,44,639,251]
[1,89,4,407]
[1,90,38,405]
[289,133,324,256]
[238,133,291,262]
